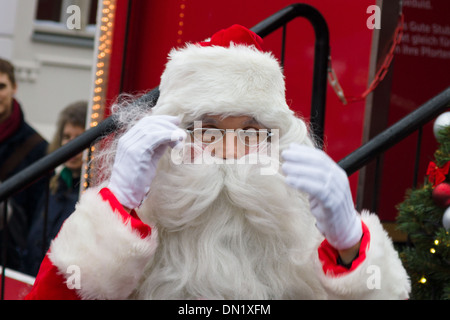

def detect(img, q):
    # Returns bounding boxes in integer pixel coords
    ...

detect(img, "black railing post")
[1,200,8,300]
[413,127,423,189]
[251,3,330,147]
[42,174,51,260]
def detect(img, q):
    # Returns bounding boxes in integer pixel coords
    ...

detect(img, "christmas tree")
[396,115,450,300]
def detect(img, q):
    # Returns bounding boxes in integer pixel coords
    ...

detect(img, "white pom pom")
[433,112,450,138]
[443,207,450,231]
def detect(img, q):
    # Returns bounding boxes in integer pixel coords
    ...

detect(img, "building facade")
[0,0,97,140]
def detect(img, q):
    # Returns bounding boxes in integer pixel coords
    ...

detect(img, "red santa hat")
[152,24,305,141]
[197,24,264,51]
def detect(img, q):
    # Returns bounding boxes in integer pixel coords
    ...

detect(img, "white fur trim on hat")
[152,43,297,132]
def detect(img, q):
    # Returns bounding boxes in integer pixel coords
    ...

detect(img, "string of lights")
[177,0,187,45]
[418,237,449,286]
[81,0,117,191]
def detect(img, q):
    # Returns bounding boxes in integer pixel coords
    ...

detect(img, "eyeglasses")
[186,128,274,147]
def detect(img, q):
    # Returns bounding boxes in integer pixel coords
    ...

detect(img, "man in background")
[0,58,48,271]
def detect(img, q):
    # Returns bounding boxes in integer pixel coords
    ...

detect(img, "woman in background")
[23,101,87,276]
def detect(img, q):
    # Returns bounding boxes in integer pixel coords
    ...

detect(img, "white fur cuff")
[48,188,157,300]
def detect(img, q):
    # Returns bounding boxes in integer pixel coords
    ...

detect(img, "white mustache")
[142,151,306,234]
[169,140,281,176]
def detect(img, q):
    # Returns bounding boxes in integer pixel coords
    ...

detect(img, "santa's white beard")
[135,150,324,299]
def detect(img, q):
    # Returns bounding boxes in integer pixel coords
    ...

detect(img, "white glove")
[108,115,186,209]
[281,143,362,250]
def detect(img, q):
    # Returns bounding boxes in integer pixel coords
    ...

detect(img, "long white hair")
[88,93,155,186]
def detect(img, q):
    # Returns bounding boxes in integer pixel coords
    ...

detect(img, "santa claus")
[26,25,410,300]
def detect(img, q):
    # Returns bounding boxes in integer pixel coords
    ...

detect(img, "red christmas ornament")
[432,182,450,208]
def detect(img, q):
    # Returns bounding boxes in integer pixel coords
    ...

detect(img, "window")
[33,0,99,47]
[35,0,63,22]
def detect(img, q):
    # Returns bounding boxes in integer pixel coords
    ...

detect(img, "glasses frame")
[186,128,274,147]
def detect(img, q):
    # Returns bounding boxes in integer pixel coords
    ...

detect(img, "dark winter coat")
[0,100,48,271]
[22,170,80,276]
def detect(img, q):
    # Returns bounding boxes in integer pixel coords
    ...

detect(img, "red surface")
[0,270,34,300]
[377,0,450,221]
[106,0,376,200]
[107,1,450,221]
[104,0,130,117]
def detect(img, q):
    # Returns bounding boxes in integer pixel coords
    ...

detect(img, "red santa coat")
[26,187,410,300]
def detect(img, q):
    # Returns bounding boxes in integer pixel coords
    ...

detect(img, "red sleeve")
[98,187,152,239]
[317,221,370,276]
[25,188,151,300]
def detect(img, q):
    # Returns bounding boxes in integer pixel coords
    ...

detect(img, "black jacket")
[23,171,80,276]
[0,101,49,271]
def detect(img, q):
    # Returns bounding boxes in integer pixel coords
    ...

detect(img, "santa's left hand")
[281,143,362,251]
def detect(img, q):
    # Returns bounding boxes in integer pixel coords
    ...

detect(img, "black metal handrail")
[338,86,450,175]
[251,3,330,144]
[0,3,330,203]
[0,110,116,203]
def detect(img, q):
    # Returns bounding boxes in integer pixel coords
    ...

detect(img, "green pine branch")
[396,122,450,300]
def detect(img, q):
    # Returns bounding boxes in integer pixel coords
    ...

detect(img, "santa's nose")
[214,132,247,160]
[224,134,239,159]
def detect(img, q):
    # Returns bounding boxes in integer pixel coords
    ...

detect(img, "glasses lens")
[238,129,271,147]
[187,128,272,146]
[192,128,224,144]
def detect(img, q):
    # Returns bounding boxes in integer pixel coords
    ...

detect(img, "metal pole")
[251,3,330,147]
[1,200,8,300]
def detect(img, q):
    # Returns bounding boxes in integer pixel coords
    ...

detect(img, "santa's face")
[61,122,86,172]
[170,114,280,176]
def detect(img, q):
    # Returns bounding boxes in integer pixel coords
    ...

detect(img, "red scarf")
[0,99,22,142]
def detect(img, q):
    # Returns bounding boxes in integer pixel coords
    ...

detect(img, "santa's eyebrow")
[194,116,219,126]
[241,117,262,127]
[189,116,264,128]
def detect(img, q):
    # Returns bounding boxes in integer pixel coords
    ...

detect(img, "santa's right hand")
[108,115,186,210]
